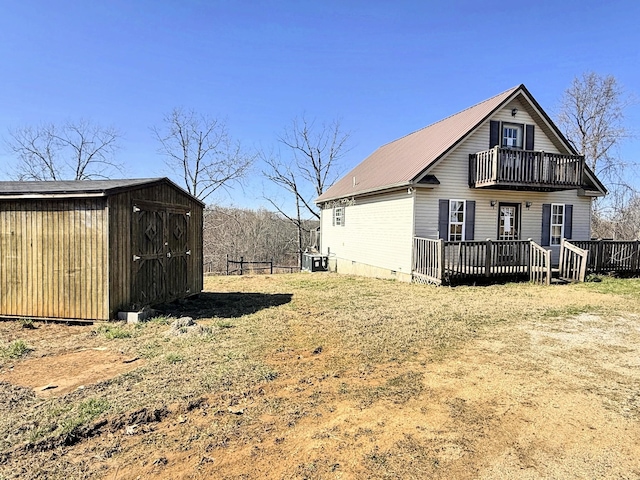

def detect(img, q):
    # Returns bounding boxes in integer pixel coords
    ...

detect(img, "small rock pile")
[165,317,212,337]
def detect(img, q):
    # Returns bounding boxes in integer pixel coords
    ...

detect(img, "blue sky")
[1,0,638,210]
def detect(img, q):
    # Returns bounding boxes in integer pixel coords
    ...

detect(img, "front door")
[498,203,520,241]
[497,203,520,265]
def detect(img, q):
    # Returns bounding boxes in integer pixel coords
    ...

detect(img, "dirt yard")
[1,274,639,479]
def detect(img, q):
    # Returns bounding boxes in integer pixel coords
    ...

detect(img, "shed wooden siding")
[415,100,592,261]
[321,191,414,275]
[107,183,203,318]
[0,198,108,320]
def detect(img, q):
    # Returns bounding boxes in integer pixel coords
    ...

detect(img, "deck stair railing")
[529,241,552,285]
[558,239,589,282]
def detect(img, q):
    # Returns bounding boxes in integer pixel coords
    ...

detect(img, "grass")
[57,398,111,436]
[0,339,32,360]
[1,273,639,479]
[93,324,132,339]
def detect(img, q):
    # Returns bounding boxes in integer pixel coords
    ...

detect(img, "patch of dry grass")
[1,273,639,479]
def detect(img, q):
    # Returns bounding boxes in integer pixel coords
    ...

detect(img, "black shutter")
[465,200,475,240]
[541,203,551,246]
[564,204,573,239]
[525,124,535,150]
[490,120,500,148]
[438,199,449,240]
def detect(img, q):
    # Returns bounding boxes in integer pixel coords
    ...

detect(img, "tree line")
[203,205,318,274]
[2,72,638,251]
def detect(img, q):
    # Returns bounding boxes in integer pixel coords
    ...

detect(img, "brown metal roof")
[317,85,522,203]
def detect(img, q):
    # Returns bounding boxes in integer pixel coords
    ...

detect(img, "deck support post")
[559,238,565,278]
[485,239,492,278]
[438,239,445,282]
[594,239,603,274]
[545,248,552,285]
[632,241,640,274]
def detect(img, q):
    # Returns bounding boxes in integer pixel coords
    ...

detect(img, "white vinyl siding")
[321,191,414,275]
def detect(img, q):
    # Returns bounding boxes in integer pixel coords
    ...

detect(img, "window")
[502,123,523,149]
[449,200,465,241]
[333,206,344,226]
[550,204,564,245]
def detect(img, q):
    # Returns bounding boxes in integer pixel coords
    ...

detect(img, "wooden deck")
[413,237,640,286]
[412,238,585,286]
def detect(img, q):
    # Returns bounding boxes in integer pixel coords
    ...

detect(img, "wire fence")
[203,255,300,276]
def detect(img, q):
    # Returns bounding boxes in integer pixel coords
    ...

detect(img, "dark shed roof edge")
[0,178,205,206]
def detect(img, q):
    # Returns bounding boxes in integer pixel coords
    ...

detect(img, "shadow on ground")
[153,292,293,319]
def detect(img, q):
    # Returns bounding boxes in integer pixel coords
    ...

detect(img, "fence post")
[226,254,229,276]
[270,258,273,275]
[240,256,244,276]
[485,239,492,277]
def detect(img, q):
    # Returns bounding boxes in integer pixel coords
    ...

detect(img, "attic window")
[502,123,523,149]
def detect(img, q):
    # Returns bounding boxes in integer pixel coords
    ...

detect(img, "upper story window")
[550,204,564,245]
[502,123,523,149]
[333,206,345,226]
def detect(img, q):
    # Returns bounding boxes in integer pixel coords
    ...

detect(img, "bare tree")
[557,73,636,236]
[6,120,122,180]
[153,108,254,202]
[262,116,350,265]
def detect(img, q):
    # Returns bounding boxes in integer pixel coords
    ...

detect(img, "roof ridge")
[377,84,522,148]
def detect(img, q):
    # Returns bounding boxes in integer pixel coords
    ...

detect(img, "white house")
[315,84,606,283]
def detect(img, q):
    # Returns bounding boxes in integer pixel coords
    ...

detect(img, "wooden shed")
[0,178,204,321]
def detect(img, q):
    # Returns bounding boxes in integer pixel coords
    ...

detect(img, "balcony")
[469,147,584,191]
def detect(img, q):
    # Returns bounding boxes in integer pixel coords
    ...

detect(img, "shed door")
[166,210,190,299]
[132,201,190,308]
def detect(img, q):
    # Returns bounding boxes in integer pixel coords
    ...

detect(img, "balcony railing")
[469,147,584,190]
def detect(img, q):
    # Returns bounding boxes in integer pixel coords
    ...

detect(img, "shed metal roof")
[0,177,205,205]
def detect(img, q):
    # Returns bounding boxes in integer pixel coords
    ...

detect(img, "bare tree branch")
[152,108,254,202]
[5,120,122,180]
[557,72,638,238]
[262,115,351,265]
